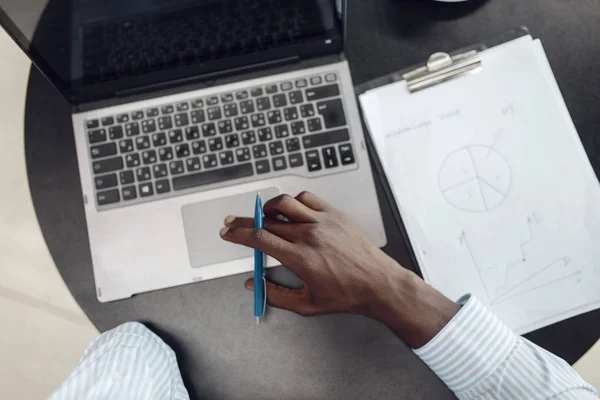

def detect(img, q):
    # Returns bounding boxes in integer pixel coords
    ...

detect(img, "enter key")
[317,99,347,129]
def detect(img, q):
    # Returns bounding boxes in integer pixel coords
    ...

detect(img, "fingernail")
[244,279,254,290]
[224,215,236,225]
[219,227,230,236]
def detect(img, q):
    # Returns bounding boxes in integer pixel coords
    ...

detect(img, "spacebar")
[173,163,254,191]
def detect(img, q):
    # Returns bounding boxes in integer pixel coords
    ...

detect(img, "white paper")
[360,36,600,334]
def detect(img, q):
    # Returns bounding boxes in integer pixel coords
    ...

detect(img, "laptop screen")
[0,0,343,104]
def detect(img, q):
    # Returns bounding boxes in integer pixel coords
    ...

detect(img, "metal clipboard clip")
[403,50,482,93]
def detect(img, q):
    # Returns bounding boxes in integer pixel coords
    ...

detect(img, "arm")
[220,192,598,400]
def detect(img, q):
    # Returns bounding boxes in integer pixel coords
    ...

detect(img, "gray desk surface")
[25,0,600,398]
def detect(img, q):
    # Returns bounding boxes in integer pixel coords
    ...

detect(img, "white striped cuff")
[413,295,518,394]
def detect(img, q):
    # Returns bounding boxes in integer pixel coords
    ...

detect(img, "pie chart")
[438,145,512,213]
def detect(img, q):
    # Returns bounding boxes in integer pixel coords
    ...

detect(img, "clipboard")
[354,27,531,278]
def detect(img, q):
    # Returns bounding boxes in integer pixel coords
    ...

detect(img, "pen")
[254,192,265,325]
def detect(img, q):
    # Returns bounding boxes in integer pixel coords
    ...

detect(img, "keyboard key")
[120,170,134,184]
[170,160,184,175]
[132,111,144,120]
[306,84,340,101]
[339,144,355,165]
[168,129,184,143]
[253,144,268,159]
[256,97,271,111]
[272,156,287,171]
[266,85,278,94]
[251,113,266,127]
[125,122,140,136]
[234,116,250,131]
[207,96,218,106]
[267,110,282,124]
[101,116,114,126]
[191,99,204,108]
[142,150,157,164]
[300,104,315,118]
[173,163,254,191]
[95,173,117,190]
[136,167,151,181]
[119,139,134,153]
[269,141,284,156]
[93,156,123,174]
[91,143,117,159]
[97,189,120,205]
[295,79,307,88]
[156,179,171,194]
[284,107,298,121]
[174,113,189,127]
[152,132,167,147]
[136,136,150,150]
[176,102,189,111]
[153,163,168,178]
[291,121,306,135]
[139,182,154,197]
[289,91,304,104]
[161,105,174,114]
[158,116,173,130]
[221,93,234,103]
[207,106,222,120]
[202,123,217,137]
[125,153,141,168]
[116,114,129,123]
[191,109,205,123]
[310,76,323,85]
[258,127,273,142]
[307,117,323,132]
[158,147,174,161]
[141,119,156,133]
[240,100,254,114]
[146,108,159,117]
[241,130,256,145]
[317,99,346,129]
[325,73,337,82]
[289,153,304,168]
[281,82,292,91]
[185,126,200,140]
[219,151,235,165]
[306,150,322,172]
[236,148,251,162]
[322,147,339,169]
[272,94,287,108]
[208,137,223,152]
[108,126,123,139]
[186,157,202,172]
[225,134,240,148]
[302,129,350,149]
[175,143,190,158]
[86,119,99,129]
[202,154,218,169]
[236,91,249,100]
[255,160,270,174]
[88,129,107,143]
[250,88,263,97]
[218,120,233,134]
[122,186,137,200]
[191,140,207,154]
[286,138,300,152]
[223,103,238,117]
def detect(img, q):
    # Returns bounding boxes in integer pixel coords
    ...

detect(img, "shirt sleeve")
[413,295,598,400]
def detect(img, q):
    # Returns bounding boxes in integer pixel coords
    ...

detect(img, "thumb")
[244,278,317,316]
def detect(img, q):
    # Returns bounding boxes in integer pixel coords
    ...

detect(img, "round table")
[25,0,600,398]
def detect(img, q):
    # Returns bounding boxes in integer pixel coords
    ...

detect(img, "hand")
[220,192,459,348]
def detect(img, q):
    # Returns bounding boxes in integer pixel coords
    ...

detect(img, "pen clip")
[262,276,267,316]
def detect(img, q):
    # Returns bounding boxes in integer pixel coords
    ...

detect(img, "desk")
[25,0,600,398]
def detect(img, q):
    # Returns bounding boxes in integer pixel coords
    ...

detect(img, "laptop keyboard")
[85,72,356,208]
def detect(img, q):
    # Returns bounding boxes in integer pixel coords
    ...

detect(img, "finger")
[224,216,298,239]
[263,194,317,223]
[245,278,318,316]
[220,226,295,264]
[295,191,331,212]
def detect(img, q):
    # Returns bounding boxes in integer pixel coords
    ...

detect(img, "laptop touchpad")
[181,187,280,268]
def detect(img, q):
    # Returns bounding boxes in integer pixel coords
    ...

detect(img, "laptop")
[0,0,386,302]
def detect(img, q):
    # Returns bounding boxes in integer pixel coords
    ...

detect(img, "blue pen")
[254,192,265,325]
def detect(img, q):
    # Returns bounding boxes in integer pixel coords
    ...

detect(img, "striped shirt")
[50,296,597,399]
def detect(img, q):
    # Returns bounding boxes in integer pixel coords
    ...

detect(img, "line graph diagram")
[459,216,581,305]
[439,145,512,213]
